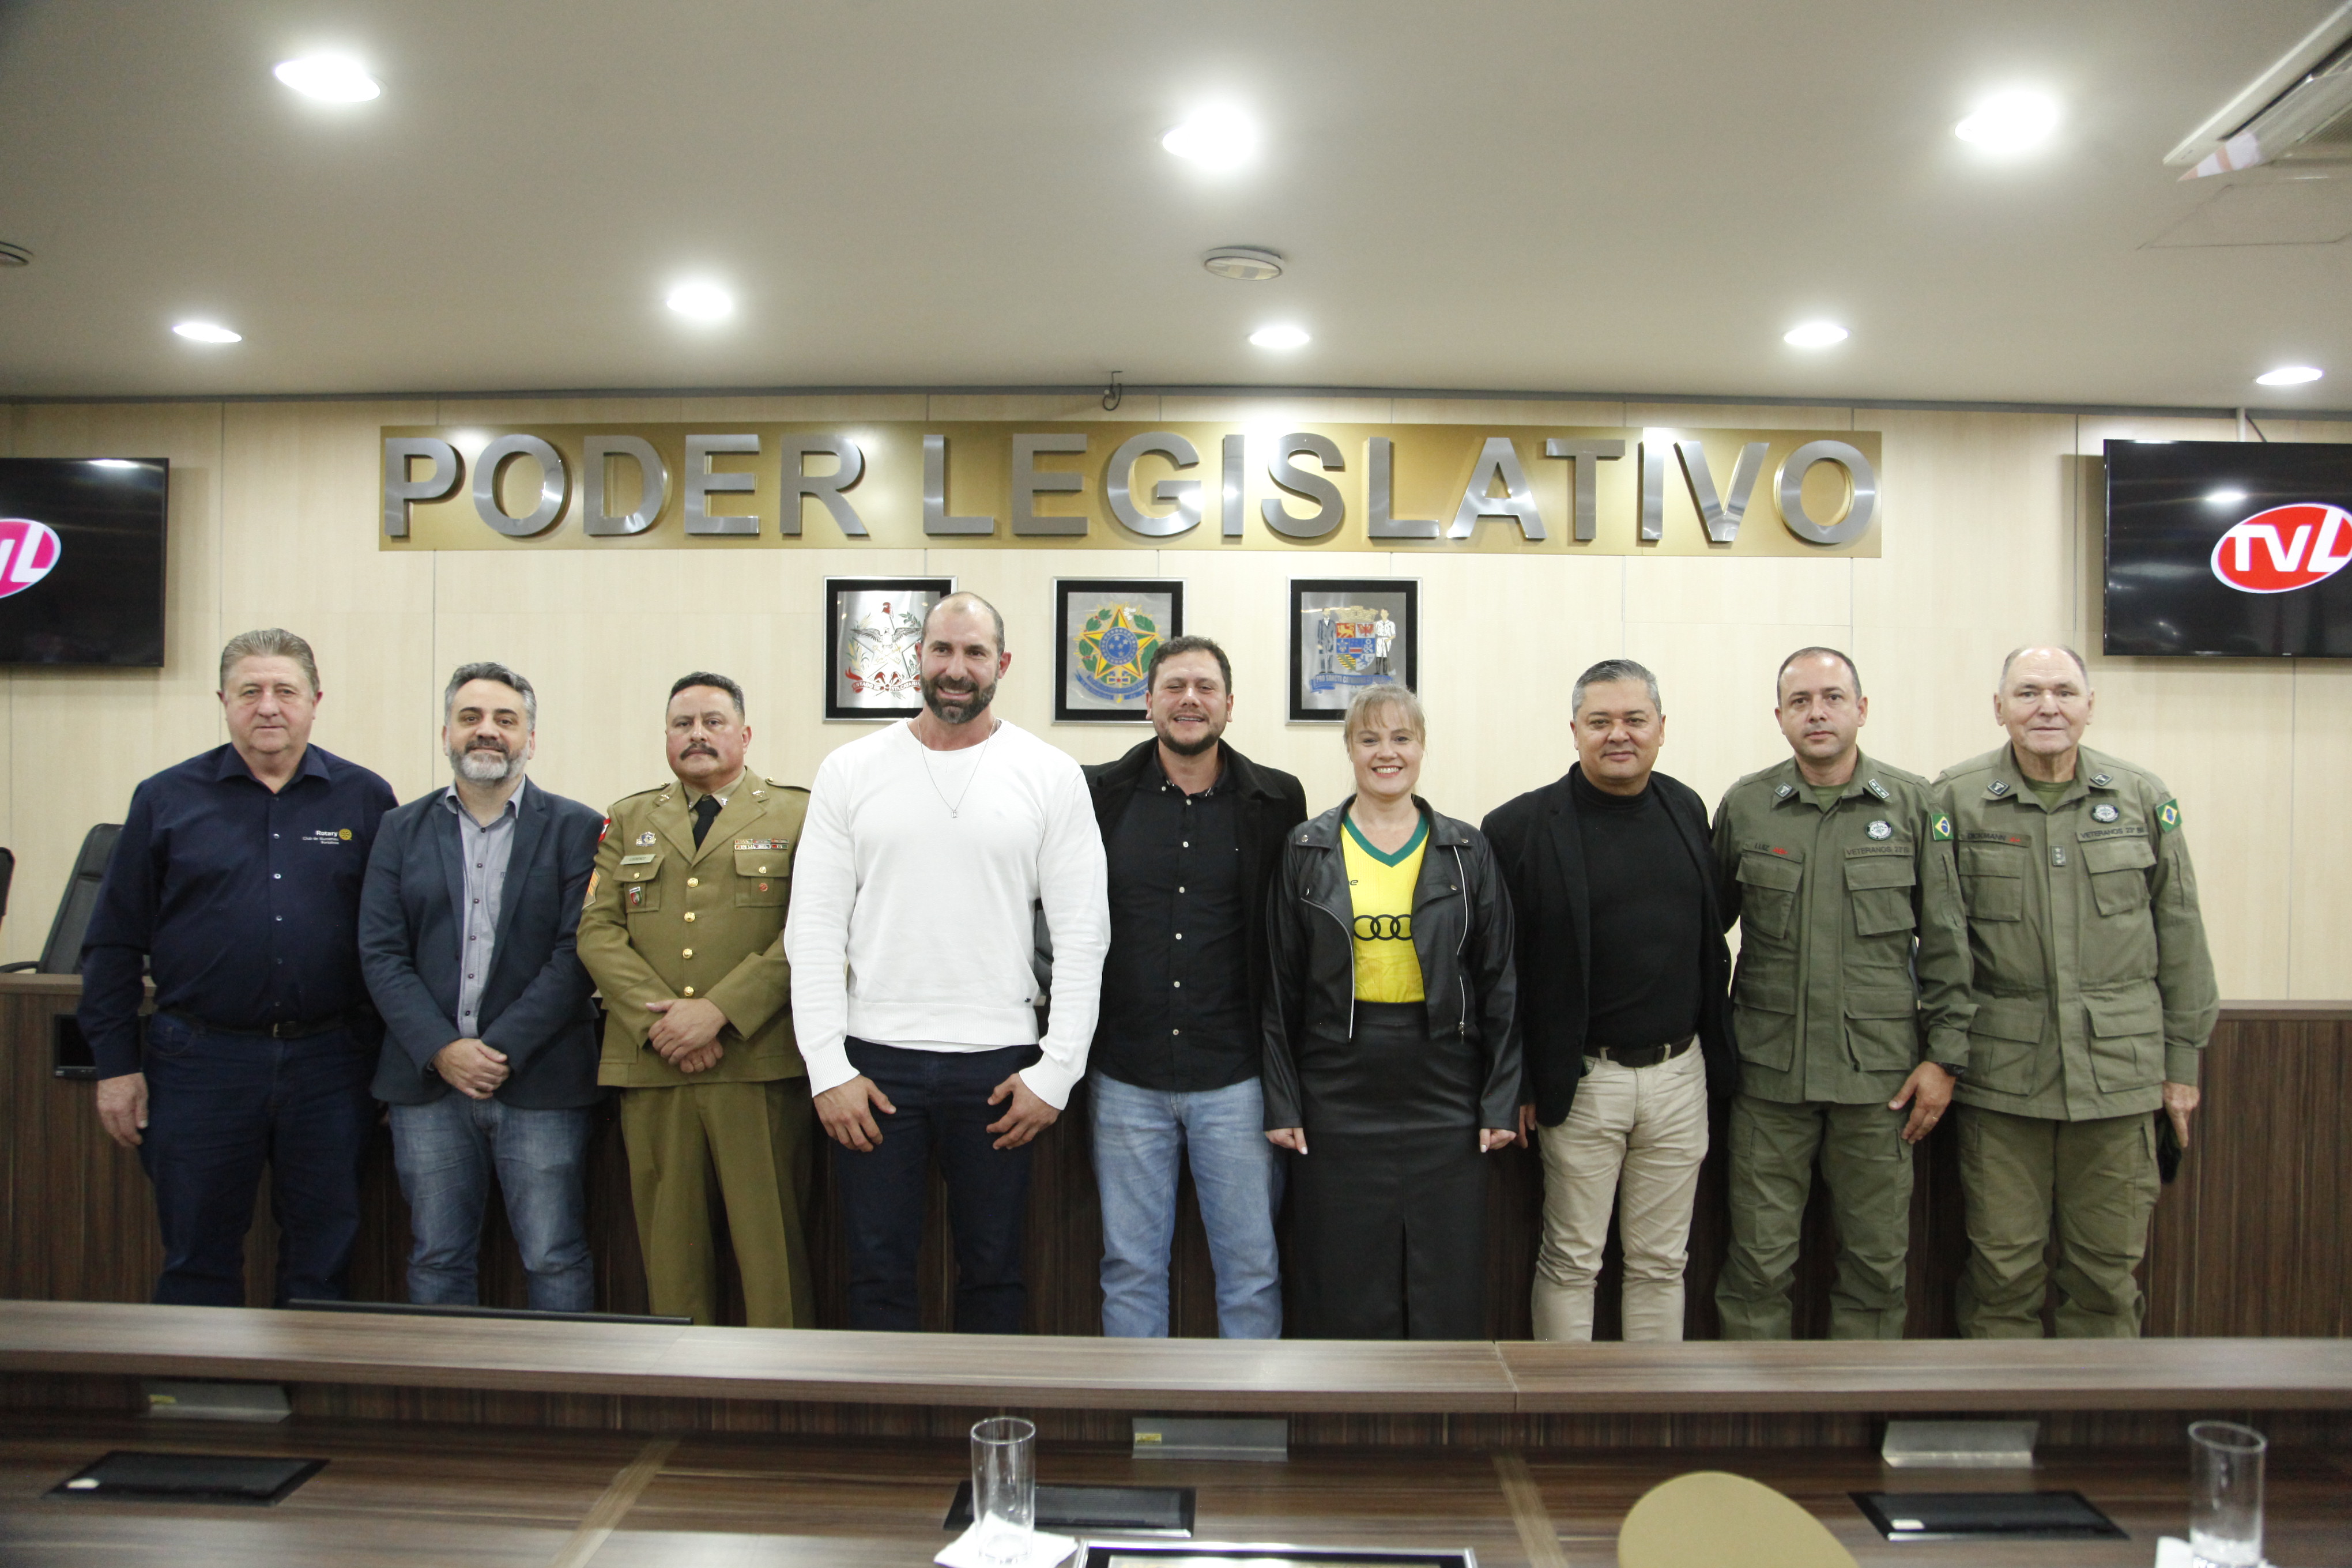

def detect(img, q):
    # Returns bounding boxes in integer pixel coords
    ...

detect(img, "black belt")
[159,1009,360,1042]
[1589,1034,1695,1069]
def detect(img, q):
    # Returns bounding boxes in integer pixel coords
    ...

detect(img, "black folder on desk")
[1852,1490,2128,1541]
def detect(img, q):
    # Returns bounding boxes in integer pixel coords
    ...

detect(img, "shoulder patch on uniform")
[598,817,612,842]
[2157,798,2180,832]
[1930,813,1953,842]
[1864,778,1891,802]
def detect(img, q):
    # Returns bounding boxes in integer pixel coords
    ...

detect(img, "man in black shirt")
[1482,658,1735,1340]
[1083,636,1306,1337]
[81,629,398,1306]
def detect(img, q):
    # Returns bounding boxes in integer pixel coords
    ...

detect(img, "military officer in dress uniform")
[1933,646,2217,1339]
[576,672,814,1327]
[1711,648,1972,1340]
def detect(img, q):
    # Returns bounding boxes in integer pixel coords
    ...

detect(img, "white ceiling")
[2,0,2348,409]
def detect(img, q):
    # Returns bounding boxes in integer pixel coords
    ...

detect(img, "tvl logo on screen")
[2210,504,2352,593]
[381,431,1880,546]
[0,519,62,600]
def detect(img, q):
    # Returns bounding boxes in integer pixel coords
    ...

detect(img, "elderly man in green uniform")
[1933,646,2217,1339]
[1711,648,1972,1340]
[576,672,813,1327]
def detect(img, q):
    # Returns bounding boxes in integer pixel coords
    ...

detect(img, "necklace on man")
[918,722,996,818]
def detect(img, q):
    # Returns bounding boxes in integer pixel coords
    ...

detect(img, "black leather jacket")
[1260,797,1521,1133]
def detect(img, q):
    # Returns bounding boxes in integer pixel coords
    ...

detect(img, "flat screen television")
[0,457,169,667]
[2104,438,2352,658]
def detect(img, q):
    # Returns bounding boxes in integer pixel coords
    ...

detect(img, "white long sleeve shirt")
[783,718,1109,1109]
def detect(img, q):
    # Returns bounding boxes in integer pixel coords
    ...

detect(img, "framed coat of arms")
[1053,578,1183,722]
[1288,577,1418,721]
[824,576,954,720]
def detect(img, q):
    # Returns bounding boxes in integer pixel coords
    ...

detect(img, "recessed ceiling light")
[2255,364,2323,386]
[665,282,734,322]
[1204,247,1284,282]
[1248,325,1310,350]
[1162,108,1257,170]
[1783,322,1849,349]
[1954,91,2061,151]
[2206,488,2248,505]
[172,321,242,344]
[273,55,381,103]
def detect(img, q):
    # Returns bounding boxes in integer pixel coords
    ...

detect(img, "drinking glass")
[971,1415,1037,1566]
[2188,1419,2266,1568]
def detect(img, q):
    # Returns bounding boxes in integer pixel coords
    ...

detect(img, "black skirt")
[1286,1001,1490,1339]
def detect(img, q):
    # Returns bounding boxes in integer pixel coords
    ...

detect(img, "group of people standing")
[78,598,2215,1344]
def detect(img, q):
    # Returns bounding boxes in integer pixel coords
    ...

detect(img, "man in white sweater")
[783,591,1109,1332]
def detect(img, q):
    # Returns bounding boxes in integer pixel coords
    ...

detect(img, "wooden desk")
[3,1412,2349,1568]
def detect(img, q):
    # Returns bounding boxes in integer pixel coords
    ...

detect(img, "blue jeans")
[1091,1072,1283,1339]
[388,1094,595,1312]
[832,1040,1040,1333]
[138,1013,378,1307]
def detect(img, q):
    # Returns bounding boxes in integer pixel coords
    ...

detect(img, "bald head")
[924,591,1006,656]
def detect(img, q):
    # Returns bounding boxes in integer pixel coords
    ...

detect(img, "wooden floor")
[1,1413,2347,1567]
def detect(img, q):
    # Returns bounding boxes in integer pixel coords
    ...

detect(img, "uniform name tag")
[619,853,656,865]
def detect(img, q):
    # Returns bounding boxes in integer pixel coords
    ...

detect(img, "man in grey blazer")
[360,662,607,1311]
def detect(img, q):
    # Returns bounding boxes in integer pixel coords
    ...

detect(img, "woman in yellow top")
[1261,683,1521,1338]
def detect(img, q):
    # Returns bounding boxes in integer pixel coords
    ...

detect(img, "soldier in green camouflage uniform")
[1932,647,2217,1339]
[1712,649,1972,1339]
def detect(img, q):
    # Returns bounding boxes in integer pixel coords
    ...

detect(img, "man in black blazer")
[1482,658,1735,1342]
[360,662,607,1311]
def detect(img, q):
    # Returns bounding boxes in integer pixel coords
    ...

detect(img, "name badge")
[619,853,656,865]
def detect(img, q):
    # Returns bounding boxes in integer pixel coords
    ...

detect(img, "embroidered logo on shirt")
[1867,819,1892,840]
[626,885,646,909]
[636,831,657,846]
[2092,803,2120,823]
[304,828,349,846]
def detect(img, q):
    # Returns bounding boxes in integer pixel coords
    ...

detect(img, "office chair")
[0,824,122,974]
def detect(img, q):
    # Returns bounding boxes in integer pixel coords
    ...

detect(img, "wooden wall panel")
[2290,660,2352,1000]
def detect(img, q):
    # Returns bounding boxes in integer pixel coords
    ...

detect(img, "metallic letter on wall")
[1638,439,1669,541]
[1011,433,1090,536]
[1221,435,1246,537]
[1448,436,1546,541]
[1366,438,1437,539]
[1262,432,1345,540]
[472,434,568,537]
[684,434,760,536]
[1674,439,1769,544]
[383,437,460,538]
[924,434,994,536]
[781,435,866,537]
[1774,440,1879,545]
[1543,438,1624,542]
[1106,432,1203,538]
[582,435,669,536]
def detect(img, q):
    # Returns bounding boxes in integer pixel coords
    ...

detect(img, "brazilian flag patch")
[1930,812,1953,842]
[2157,798,2181,833]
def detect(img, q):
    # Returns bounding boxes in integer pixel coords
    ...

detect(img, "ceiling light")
[1162,108,1257,169]
[87,459,141,469]
[1204,247,1284,282]
[172,321,242,344]
[1954,91,2061,151]
[1783,322,1849,349]
[2255,364,2323,386]
[273,55,381,103]
[1248,325,1310,350]
[2206,488,2248,505]
[665,282,734,322]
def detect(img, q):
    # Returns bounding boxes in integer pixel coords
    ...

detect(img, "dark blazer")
[1481,766,1736,1127]
[1083,737,1308,1057]
[1261,797,1520,1134]
[360,781,606,1109]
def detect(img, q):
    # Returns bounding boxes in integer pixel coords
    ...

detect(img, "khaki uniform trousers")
[1714,1096,1912,1340]
[619,1078,815,1328]
[1531,1045,1709,1341]
[1956,1103,2159,1339]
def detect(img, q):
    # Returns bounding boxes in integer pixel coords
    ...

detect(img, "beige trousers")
[1531,1044,1709,1341]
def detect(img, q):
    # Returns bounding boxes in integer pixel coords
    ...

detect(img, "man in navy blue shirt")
[80,628,397,1306]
